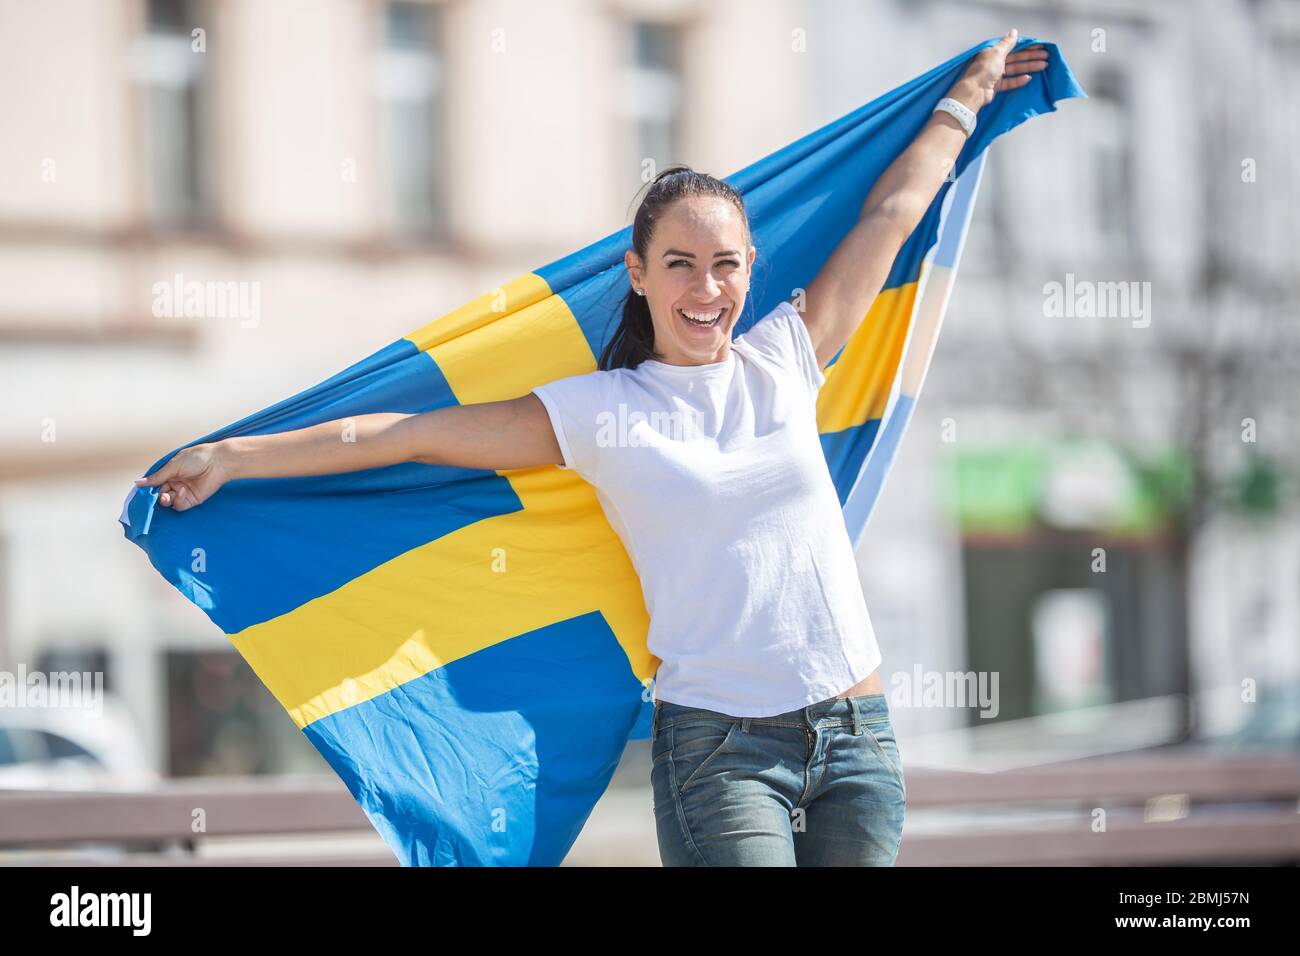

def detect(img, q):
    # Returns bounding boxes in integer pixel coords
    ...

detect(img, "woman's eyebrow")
[661,248,742,258]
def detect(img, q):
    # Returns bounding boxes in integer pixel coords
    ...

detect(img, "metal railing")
[895,752,1300,865]
[1,754,1296,866]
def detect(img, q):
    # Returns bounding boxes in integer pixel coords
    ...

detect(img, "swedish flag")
[120,37,1083,865]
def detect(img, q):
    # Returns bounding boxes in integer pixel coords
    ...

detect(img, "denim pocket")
[864,719,906,793]
[670,718,740,795]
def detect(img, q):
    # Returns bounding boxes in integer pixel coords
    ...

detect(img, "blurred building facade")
[838,0,1300,754]
[1,0,1296,778]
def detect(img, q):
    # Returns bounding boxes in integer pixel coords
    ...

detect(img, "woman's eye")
[668,258,738,269]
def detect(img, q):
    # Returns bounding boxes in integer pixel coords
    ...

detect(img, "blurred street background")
[1,0,1298,865]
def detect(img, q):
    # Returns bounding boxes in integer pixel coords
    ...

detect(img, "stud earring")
[635,288,645,296]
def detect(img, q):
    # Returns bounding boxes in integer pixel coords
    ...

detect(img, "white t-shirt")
[531,299,881,718]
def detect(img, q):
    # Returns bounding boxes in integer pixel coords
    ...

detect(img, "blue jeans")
[651,693,906,866]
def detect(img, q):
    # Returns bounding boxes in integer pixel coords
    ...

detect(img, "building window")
[131,0,216,227]
[1085,67,1134,257]
[621,21,682,183]
[165,650,326,776]
[376,1,447,239]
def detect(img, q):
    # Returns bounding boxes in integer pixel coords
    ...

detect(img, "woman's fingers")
[995,42,1048,91]
[1006,59,1048,77]
[994,74,1033,92]
[135,464,172,487]
[162,484,190,510]
[158,480,192,509]
[981,30,1017,67]
[1006,49,1049,69]
[1007,55,1049,70]
[136,451,189,487]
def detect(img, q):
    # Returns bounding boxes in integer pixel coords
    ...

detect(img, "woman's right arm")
[136,394,563,511]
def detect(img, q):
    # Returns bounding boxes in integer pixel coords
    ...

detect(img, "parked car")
[0,695,158,790]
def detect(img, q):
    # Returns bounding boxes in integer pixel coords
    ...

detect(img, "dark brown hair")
[599,164,753,371]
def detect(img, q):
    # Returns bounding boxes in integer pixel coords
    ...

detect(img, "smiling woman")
[599,168,755,370]
[630,198,753,363]
[529,29,1048,867]
[533,257,898,864]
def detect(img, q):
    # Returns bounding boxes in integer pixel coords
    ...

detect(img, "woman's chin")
[676,339,723,362]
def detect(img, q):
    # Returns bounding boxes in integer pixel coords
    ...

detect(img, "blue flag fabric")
[120,37,1083,865]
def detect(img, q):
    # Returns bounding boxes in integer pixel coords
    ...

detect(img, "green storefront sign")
[947,440,1215,535]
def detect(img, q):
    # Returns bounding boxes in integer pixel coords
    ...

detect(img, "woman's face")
[626,195,756,366]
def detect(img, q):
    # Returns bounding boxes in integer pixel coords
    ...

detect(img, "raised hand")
[952,29,1049,110]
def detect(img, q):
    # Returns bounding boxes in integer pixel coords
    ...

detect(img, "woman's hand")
[133,442,232,511]
[947,29,1049,112]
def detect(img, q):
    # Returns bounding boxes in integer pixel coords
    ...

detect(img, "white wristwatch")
[933,96,976,136]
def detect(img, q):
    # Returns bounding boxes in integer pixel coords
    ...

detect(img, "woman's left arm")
[800,29,1048,369]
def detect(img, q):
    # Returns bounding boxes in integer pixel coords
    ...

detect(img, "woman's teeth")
[680,307,724,327]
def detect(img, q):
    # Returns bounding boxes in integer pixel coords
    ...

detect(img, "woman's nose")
[693,273,722,296]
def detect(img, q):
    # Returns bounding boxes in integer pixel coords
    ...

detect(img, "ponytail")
[599,288,657,370]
